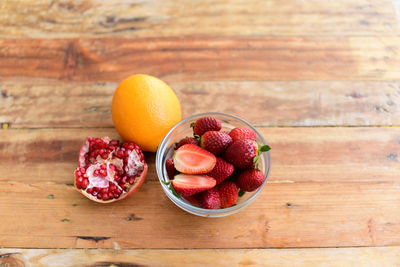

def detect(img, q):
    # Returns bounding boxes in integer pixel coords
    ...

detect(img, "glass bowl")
[156,112,271,217]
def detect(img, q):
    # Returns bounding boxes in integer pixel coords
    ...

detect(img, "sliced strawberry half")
[173,144,217,174]
[171,174,216,197]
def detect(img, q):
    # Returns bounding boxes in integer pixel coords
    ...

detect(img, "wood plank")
[1,80,400,128]
[0,180,399,249]
[1,247,399,267]
[0,36,400,82]
[0,0,398,38]
[0,127,398,184]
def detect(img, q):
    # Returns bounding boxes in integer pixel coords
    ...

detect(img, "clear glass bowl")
[156,112,271,217]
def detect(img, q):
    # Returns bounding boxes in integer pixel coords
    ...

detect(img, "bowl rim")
[155,112,271,217]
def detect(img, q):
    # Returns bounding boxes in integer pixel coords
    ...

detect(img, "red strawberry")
[172,174,216,197]
[184,195,199,206]
[229,128,257,141]
[236,169,265,192]
[217,181,239,208]
[196,188,221,209]
[224,139,258,169]
[201,131,233,155]
[224,139,271,169]
[165,158,176,179]
[173,144,216,174]
[192,117,222,136]
[207,157,234,184]
[175,137,199,149]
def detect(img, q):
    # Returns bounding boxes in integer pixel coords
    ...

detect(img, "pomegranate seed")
[110,140,120,146]
[100,188,108,194]
[114,175,120,182]
[82,179,89,189]
[101,193,109,200]
[101,153,108,159]
[109,165,116,171]
[115,150,124,158]
[128,177,135,184]
[96,194,102,199]
[114,191,121,198]
[99,169,107,176]
[121,176,128,183]
[109,184,116,191]
[86,188,93,194]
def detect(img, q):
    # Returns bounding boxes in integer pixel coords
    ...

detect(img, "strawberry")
[201,131,233,155]
[224,139,258,169]
[172,174,216,197]
[173,144,216,174]
[207,157,234,184]
[217,181,239,208]
[229,128,257,141]
[165,158,176,179]
[175,136,199,150]
[192,117,221,136]
[236,169,265,192]
[196,188,221,209]
[224,139,270,169]
[184,195,199,206]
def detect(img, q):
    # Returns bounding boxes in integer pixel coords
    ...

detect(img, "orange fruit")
[112,74,182,152]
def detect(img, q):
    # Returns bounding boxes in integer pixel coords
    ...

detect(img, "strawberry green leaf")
[194,134,201,141]
[169,184,181,199]
[238,190,246,197]
[259,145,271,152]
[163,181,181,198]
[190,122,195,128]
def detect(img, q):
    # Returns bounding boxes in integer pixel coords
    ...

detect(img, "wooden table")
[1,0,399,266]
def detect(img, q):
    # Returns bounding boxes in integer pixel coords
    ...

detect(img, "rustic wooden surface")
[0,247,400,267]
[1,0,399,266]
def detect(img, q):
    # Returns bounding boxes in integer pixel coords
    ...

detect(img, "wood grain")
[0,0,398,38]
[0,36,400,82]
[0,179,399,249]
[0,127,398,183]
[1,247,399,267]
[1,80,399,128]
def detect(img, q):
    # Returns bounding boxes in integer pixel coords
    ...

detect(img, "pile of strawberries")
[165,116,270,209]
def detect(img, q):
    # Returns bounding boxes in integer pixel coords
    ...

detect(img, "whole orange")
[112,74,181,152]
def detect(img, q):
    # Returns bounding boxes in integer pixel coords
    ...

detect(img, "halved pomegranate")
[74,137,148,203]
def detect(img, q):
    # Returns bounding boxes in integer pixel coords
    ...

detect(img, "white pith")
[125,150,144,177]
